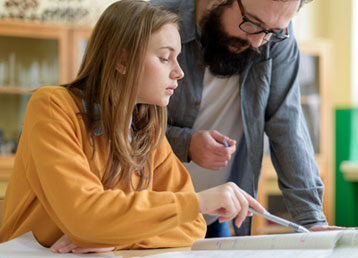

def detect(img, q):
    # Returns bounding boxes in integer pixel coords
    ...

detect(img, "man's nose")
[246,33,266,48]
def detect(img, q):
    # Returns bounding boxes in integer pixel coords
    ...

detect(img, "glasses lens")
[240,21,262,34]
[239,21,289,42]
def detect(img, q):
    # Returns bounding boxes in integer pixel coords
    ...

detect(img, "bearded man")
[151,0,342,237]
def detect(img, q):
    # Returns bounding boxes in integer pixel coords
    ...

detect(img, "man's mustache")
[224,37,250,50]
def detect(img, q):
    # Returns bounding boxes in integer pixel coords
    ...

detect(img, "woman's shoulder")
[32,85,79,106]
[31,85,72,102]
[26,86,80,123]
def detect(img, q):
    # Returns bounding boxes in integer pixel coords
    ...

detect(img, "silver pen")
[248,207,310,233]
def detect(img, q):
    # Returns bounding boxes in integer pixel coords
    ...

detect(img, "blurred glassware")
[0,61,9,86]
[8,52,16,86]
[29,59,40,87]
[18,61,27,87]
[0,129,6,155]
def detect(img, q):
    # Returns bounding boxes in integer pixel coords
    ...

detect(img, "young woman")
[0,0,263,253]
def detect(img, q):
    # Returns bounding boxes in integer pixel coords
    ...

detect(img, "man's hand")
[196,182,265,228]
[309,225,358,231]
[50,235,115,254]
[189,130,236,170]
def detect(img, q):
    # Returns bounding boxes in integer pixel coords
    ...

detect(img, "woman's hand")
[196,182,265,227]
[50,235,115,254]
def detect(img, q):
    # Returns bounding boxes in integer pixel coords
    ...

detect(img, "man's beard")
[200,4,259,77]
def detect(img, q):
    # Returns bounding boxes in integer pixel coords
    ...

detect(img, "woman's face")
[136,23,184,106]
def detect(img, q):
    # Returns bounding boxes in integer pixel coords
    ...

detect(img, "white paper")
[3,230,358,258]
[135,249,333,258]
[191,230,345,250]
[139,231,358,258]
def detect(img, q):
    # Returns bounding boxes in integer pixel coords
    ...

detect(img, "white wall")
[292,0,354,107]
[293,2,317,41]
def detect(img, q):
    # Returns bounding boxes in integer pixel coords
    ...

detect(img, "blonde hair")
[64,0,180,190]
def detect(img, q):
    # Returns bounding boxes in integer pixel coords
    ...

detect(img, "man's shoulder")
[150,0,180,13]
[150,0,197,44]
[265,22,299,60]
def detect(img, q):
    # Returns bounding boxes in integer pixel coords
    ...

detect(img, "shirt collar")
[81,98,103,136]
[81,98,133,139]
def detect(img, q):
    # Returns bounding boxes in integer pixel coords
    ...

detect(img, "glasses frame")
[236,0,289,43]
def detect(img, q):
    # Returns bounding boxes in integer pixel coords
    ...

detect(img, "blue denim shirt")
[80,99,132,138]
[151,0,328,234]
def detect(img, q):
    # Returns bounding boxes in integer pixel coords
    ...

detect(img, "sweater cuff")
[175,192,200,224]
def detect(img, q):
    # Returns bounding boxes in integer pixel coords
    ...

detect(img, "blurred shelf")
[300,94,321,105]
[0,18,71,40]
[340,161,358,182]
[0,155,15,181]
[0,86,37,94]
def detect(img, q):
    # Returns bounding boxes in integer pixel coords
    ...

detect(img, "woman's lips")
[166,85,177,95]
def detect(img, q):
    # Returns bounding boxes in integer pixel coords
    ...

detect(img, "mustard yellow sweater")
[0,86,206,249]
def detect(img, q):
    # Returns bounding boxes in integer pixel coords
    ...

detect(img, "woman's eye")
[160,57,169,63]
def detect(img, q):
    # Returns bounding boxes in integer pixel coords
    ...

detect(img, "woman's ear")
[116,64,127,75]
[116,51,128,74]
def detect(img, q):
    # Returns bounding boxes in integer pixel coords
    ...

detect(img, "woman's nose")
[172,64,184,80]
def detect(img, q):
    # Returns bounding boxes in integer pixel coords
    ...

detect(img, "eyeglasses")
[236,0,289,43]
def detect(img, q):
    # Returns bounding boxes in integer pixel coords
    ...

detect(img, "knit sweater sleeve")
[24,87,205,248]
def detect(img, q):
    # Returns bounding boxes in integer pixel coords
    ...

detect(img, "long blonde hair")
[64,0,180,190]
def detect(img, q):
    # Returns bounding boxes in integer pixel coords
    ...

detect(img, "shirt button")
[195,101,201,107]
[197,64,205,71]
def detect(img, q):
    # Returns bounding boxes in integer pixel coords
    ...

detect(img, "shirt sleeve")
[264,24,328,227]
[166,124,194,162]
[151,138,207,245]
